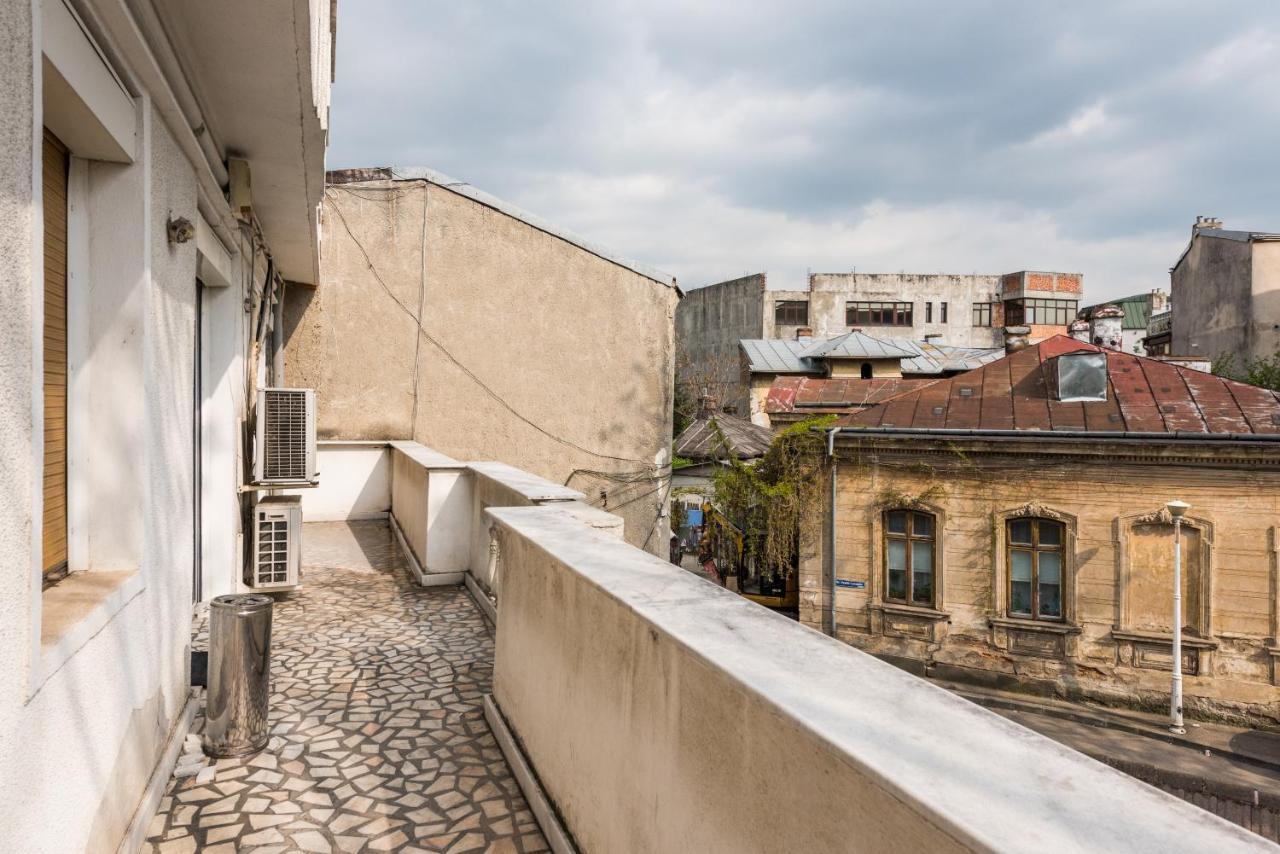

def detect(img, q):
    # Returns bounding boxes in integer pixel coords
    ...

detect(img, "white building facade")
[0,0,333,850]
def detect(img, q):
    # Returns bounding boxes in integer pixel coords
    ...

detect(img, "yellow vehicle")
[698,502,798,610]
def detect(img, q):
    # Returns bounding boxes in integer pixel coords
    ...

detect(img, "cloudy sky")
[329,1,1280,301]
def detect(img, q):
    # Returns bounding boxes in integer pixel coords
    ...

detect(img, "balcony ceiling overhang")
[157,0,327,284]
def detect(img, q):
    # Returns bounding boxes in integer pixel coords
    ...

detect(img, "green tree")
[1213,350,1280,391]
[709,415,835,581]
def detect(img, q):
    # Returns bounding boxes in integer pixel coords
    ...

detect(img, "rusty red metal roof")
[840,335,1280,435]
[767,376,940,415]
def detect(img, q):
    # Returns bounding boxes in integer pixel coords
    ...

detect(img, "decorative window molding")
[1113,508,1214,639]
[988,504,1080,632]
[882,508,938,608]
[869,502,947,613]
[1005,502,1072,523]
[863,502,950,644]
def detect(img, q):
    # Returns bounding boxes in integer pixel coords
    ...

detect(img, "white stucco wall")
[0,89,199,853]
[281,442,391,523]
[0,1,332,847]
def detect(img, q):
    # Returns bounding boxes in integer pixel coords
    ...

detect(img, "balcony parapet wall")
[484,504,1267,854]
[384,442,624,603]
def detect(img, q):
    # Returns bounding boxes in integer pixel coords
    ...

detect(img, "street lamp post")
[1166,499,1190,734]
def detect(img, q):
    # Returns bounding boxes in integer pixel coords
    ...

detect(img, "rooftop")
[674,410,774,461]
[1174,223,1280,270]
[766,376,938,416]
[841,335,1280,435]
[741,336,1003,376]
[1079,293,1161,330]
[796,331,916,360]
[327,167,676,289]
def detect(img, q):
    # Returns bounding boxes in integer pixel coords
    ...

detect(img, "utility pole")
[1166,499,1190,734]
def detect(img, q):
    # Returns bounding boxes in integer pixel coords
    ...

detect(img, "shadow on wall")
[281,284,319,388]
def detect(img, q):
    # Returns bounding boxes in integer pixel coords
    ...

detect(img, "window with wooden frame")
[847,301,913,327]
[884,509,935,606]
[940,302,948,323]
[925,302,933,323]
[774,299,809,326]
[1003,298,1078,327]
[1007,518,1063,620]
[972,302,993,327]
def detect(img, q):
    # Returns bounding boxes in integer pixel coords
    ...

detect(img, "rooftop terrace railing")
[483,505,1271,854]
[297,440,1274,853]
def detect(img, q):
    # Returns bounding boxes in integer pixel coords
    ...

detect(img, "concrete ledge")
[483,695,577,854]
[37,570,145,691]
[469,462,584,503]
[116,689,200,854]
[389,440,465,470]
[486,505,1266,853]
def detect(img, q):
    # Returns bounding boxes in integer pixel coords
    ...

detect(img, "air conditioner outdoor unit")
[254,388,317,484]
[249,495,301,590]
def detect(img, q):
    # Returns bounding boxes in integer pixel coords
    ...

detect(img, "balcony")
[146,442,1267,852]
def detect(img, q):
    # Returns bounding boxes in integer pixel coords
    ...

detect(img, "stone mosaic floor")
[144,521,548,854]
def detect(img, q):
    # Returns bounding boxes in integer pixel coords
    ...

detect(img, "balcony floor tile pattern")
[145,521,547,854]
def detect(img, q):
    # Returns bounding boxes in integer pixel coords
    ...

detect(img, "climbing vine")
[709,415,836,580]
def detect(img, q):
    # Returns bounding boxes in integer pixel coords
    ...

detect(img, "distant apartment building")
[676,269,1082,413]
[1078,290,1169,355]
[1171,216,1280,368]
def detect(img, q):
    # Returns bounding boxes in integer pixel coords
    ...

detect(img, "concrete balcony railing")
[294,440,1269,853]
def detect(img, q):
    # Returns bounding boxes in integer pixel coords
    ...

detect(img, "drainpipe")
[271,281,286,386]
[827,427,838,637]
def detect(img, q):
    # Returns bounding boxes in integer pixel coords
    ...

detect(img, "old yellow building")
[802,336,1280,725]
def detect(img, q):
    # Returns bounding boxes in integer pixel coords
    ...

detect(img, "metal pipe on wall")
[828,427,838,637]
[271,281,286,386]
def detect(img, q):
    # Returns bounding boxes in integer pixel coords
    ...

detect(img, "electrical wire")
[325,192,661,468]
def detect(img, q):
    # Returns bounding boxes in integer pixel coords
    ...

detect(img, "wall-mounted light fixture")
[167,214,195,245]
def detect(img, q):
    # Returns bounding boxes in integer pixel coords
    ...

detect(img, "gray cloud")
[329,1,1280,300]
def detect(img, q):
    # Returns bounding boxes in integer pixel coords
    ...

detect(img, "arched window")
[1007,518,1064,620]
[884,510,935,606]
[860,362,873,379]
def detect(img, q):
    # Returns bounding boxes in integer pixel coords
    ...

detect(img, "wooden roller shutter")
[43,129,69,578]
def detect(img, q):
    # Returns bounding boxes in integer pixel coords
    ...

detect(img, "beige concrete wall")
[285,180,677,555]
[1251,241,1280,362]
[802,447,1280,725]
[486,505,1263,854]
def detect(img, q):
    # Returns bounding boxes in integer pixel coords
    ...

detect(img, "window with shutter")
[42,129,69,581]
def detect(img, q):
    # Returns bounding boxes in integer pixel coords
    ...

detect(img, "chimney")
[1194,215,1223,234]
[1068,319,1091,343]
[696,391,717,419]
[1003,325,1031,354]
[794,327,813,340]
[1089,304,1124,350]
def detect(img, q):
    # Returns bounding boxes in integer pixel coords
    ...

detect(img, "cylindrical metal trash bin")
[203,593,273,758]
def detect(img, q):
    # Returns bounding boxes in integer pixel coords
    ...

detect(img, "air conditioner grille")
[264,389,309,481]
[255,513,292,586]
